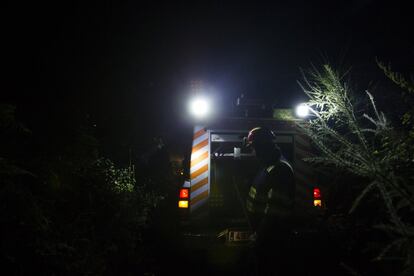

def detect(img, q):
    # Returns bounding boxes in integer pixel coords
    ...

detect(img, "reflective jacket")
[246,159,295,230]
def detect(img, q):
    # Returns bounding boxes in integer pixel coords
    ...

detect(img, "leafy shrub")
[0,106,163,275]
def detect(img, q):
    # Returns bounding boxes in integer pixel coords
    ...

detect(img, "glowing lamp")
[179,188,189,199]
[178,200,189,208]
[313,188,321,199]
[189,97,210,119]
[295,103,310,118]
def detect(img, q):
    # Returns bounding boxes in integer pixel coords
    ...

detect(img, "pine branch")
[349,181,377,214]
[376,59,414,94]
[377,183,408,236]
[299,63,414,274]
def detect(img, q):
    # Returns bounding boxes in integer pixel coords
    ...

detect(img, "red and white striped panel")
[190,126,210,211]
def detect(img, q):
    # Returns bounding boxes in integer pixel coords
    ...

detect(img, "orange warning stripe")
[193,128,206,140]
[191,151,209,168]
[192,139,208,154]
[191,177,208,192]
[189,127,210,211]
[191,190,209,206]
[190,164,208,179]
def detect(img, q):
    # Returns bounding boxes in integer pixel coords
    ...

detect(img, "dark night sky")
[3,0,413,157]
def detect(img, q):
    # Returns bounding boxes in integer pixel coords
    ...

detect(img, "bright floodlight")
[295,103,310,118]
[189,97,210,119]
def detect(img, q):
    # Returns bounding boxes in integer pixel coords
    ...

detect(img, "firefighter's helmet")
[244,127,275,148]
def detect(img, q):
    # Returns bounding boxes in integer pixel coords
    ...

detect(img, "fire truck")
[177,95,325,248]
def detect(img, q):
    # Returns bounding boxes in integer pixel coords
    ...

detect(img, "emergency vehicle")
[178,95,324,245]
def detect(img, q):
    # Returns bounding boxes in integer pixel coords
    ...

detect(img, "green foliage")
[0,106,164,275]
[273,108,295,120]
[96,158,135,193]
[298,64,414,274]
[376,59,414,94]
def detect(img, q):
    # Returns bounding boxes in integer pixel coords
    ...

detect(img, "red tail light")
[313,187,322,207]
[313,188,321,199]
[179,188,189,199]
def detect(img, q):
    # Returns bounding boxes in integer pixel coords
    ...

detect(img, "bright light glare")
[295,104,310,118]
[189,97,210,118]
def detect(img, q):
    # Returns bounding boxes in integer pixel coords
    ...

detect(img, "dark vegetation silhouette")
[298,61,413,275]
[0,105,171,275]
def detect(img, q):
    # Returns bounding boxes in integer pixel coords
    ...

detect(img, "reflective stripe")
[190,164,208,179]
[190,151,209,169]
[191,177,208,192]
[266,165,275,173]
[193,128,206,140]
[190,126,210,212]
[190,156,209,174]
[249,186,256,198]
[248,186,267,203]
[191,146,208,160]
[247,184,267,214]
[193,132,209,148]
[267,188,273,198]
[192,139,208,154]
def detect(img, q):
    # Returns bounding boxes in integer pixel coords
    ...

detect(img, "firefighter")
[244,127,295,275]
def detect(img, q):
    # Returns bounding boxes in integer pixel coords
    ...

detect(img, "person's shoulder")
[279,159,293,171]
[267,159,293,176]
